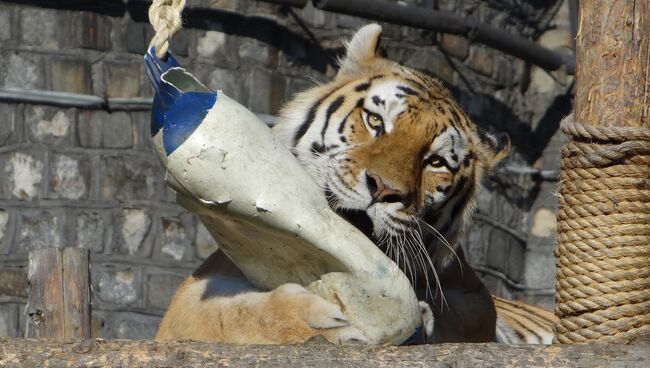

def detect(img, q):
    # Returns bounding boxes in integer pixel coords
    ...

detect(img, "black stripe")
[355,82,371,91]
[450,186,472,221]
[320,96,345,141]
[337,98,364,134]
[397,85,419,97]
[293,82,354,146]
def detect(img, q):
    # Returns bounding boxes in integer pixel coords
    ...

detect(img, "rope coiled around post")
[555,115,650,343]
[148,0,186,59]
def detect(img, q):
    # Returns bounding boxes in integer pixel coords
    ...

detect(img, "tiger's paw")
[268,283,368,344]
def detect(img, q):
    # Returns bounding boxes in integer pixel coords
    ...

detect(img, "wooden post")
[555,1,650,343]
[574,1,649,128]
[26,248,91,340]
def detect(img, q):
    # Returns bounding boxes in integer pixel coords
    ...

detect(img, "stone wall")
[0,0,572,338]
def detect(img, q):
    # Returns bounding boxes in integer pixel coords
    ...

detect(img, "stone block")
[206,0,241,11]
[486,229,507,274]
[102,112,134,148]
[462,222,487,266]
[49,153,90,200]
[4,53,45,90]
[159,217,191,261]
[0,104,20,146]
[78,110,135,148]
[100,156,160,201]
[0,10,10,42]
[467,46,494,77]
[298,1,326,28]
[105,62,141,98]
[507,240,525,283]
[440,34,470,60]
[75,211,105,253]
[0,268,27,298]
[195,220,219,259]
[124,21,149,54]
[118,208,151,256]
[285,78,315,101]
[0,209,9,249]
[25,106,73,146]
[92,265,140,305]
[145,272,185,310]
[246,69,285,115]
[337,14,365,29]
[16,209,63,252]
[403,49,454,84]
[0,304,18,337]
[206,68,244,103]
[170,29,189,57]
[239,39,273,66]
[50,58,92,94]
[77,111,102,148]
[3,152,44,201]
[19,7,58,48]
[197,30,226,58]
[528,66,559,95]
[530,207,556,238]
[493,56,516,88]
[196,31,238,68]
[71,12,109,50]
[93,311,160,339]
[523,244,556,290]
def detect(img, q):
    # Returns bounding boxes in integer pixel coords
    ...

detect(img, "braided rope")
[554,114,650,344]
[148,0,186,58]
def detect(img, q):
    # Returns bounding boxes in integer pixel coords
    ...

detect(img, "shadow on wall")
[8,0,342,73]
[8,0,572,161]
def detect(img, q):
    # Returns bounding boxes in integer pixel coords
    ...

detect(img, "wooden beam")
[25,248,91,340]
[0,339,648,367]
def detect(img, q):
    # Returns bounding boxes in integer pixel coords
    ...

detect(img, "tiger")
[156,24,557,345]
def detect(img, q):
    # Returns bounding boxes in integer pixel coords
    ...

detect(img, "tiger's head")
[273,24,508,274]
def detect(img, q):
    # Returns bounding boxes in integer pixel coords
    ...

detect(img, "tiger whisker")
[416,217,462,273]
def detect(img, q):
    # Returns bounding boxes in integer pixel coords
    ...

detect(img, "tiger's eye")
[367,113,383,127]
[427,155,447,169]
[429,158,444,168]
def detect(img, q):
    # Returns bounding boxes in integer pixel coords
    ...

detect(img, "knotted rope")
[148,0,186,58]
[554,114,650,343]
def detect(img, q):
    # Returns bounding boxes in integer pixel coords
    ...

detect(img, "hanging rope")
[148,0,187,58]
[554,114,650,343]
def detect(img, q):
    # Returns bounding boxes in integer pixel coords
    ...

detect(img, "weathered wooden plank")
[61,249,91,339]
[25,248,91,340]
[0,339,647,368]
[26,249,65,338]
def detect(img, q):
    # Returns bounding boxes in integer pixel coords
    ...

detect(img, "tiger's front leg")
[155,275,367,344]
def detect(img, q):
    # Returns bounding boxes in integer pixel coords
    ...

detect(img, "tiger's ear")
[338,24,382,76]
[478,130,510,170]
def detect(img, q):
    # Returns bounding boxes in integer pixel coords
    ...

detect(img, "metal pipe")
[0,88,151,111]
[0,87,280,124]
[261,0,575,74]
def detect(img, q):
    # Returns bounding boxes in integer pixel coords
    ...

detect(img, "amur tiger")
[156,24,557,345]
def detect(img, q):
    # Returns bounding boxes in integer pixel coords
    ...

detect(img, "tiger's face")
[274,25,508,270]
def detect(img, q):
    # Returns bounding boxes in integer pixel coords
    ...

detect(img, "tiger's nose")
[366,173,410,204]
